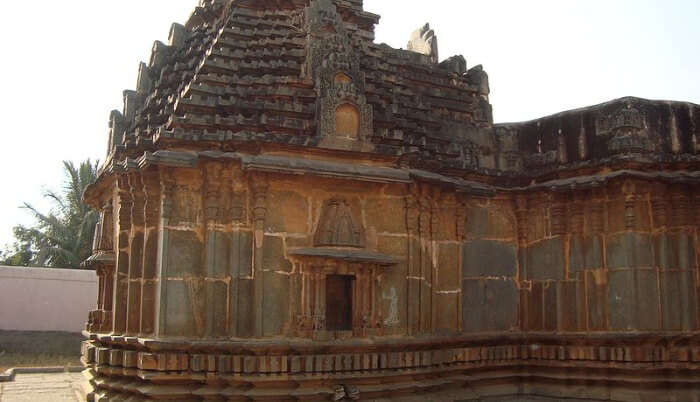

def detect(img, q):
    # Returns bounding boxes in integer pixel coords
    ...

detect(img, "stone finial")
[108,110,125,154]
[169,23,188,48]
[466,65,490,98]
[136,62,153,94]
[149,41,171,69]
[439,55,467,75]
[407,23,438,63]
[123,90,140,122]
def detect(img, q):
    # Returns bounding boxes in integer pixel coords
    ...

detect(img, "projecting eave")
[288,248,401,265]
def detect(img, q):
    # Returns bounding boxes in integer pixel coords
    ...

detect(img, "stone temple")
[80,0,700,400]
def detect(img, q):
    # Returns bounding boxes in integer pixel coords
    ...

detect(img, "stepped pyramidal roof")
[98,0,700,192]
[104,0,493,177]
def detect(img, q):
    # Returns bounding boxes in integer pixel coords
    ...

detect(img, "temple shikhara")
[80,0,700,400]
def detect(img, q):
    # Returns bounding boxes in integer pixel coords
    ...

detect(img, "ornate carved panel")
[597,104,654,154]
[293,261,384,340]
[304,0,374,140]
[315,198,365,248]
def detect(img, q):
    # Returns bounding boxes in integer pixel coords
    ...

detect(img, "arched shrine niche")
[335,104,360,139]
[289,198,399,340]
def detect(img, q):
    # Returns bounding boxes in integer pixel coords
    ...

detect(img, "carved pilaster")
[160,169,176,223]
[126,173,146,336]
[140,171,160,336]
[418,197,431,239]
[650,183,669,229]
[405,194,420,336]
[251,173,268,338]
[118,176,133,230]
[229,168,247,224]
[204,163,222,225]
[155,168,175,336]
[406,195,420,235]
[568,193,584,235]
[670,186,691,228]
[621,180,637,231]
[551,194,567,236]
[129,174,145,227]
[590,188,605,234]
[456,199,467,241]
[515,195,528,245]
[113,176,133,335]
[203,162,223,338]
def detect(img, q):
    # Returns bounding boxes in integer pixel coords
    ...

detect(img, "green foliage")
[1,160,99,269]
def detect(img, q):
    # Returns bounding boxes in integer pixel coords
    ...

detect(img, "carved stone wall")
[79,0,699,401]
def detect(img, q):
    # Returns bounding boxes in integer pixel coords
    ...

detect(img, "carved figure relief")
[382,286,399,327]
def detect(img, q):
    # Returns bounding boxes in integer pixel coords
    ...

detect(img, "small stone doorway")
[326,275,354,331]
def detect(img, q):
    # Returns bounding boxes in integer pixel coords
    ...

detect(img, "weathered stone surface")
[265,190,309,234]
[606,233,653,269]
[463,240,517,277]
[79,0,700,400]
[167,231,203,277]
[462,278,518,332]
[263,271,289,337]
[262,235,292,273]
[569,235,603,272]
[526,238,565,280]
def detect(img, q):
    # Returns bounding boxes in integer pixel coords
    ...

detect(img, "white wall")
[0,266,97,333]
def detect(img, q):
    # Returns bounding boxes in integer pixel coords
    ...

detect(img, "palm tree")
[4,160,100,269]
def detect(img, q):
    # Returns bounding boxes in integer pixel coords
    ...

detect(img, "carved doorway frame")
[292,258,385,340]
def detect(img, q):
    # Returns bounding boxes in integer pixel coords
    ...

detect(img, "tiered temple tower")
[81,0,700,400]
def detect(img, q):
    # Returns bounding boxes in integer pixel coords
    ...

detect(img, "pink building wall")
[0,266,97,333]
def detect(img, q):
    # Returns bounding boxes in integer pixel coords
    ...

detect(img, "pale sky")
[0,0,698,249]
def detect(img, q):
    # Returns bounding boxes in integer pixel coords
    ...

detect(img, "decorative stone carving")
[568,195,584,235]
[407,23,438,63]
[524,150,558,168]
[203,162,222,223]
[160,168,176,222]
[597,104,654,154]
[315,198,365,248]
[466,65,490,99]
[550,195,567,236]
[650,183,668,228]
[304,0,374,141]
[515,195,528,245]
[622,180,637,230]
[440,55,467,74]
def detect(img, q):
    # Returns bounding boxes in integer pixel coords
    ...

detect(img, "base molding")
[80,332,700,401]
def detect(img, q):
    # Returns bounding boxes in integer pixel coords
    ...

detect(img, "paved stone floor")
[0,373,83,402]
